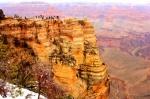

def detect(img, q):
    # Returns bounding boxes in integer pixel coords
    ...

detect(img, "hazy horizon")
[0,0,150,5]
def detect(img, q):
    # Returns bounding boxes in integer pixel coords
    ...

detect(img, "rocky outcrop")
[0,17,109,98]
[0,9,5,20]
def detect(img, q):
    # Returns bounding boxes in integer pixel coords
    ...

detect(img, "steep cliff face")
[0,17,109,98]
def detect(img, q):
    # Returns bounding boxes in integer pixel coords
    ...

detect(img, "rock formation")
[0,9,5,20]
[0,16,109,98]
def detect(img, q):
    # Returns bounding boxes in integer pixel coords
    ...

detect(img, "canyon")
[1,2,150,99]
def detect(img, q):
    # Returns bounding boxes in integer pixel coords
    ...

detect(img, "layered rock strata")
[0,17,109,99]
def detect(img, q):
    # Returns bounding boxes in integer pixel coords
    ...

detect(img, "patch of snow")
[0,83,47,99]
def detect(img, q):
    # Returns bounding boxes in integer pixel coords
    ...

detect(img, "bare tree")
[33,62,66,99]
[0,42,11,97]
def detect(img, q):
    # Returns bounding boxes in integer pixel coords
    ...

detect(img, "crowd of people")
[34,15,59,20]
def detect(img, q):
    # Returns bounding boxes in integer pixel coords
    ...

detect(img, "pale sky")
[0,0,150,5]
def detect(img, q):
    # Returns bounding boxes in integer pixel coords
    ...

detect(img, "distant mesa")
[42,6,66,18]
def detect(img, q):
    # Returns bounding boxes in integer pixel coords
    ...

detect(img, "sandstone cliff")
[0,17,109,99]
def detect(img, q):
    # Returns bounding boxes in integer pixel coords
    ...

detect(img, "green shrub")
[13,37,20,47]
[21,41,28,48]
[2,34,8,45]
[66,94,74,99]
